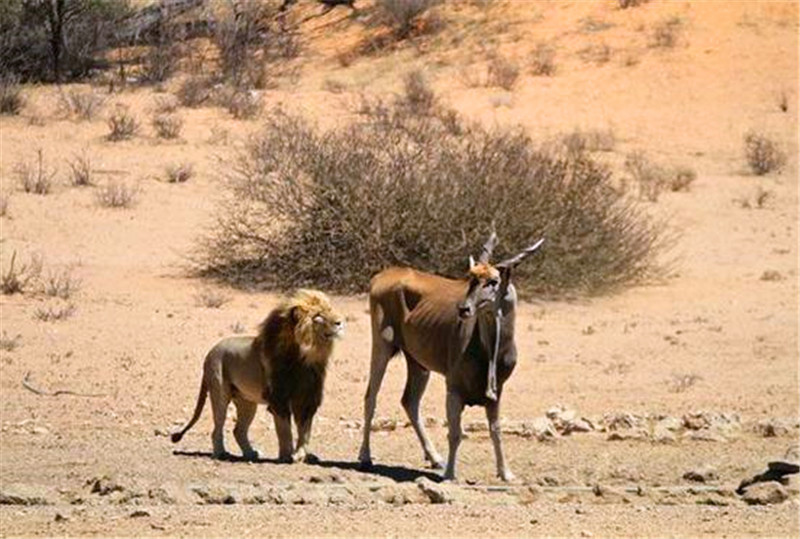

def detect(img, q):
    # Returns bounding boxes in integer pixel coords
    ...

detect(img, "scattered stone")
[654,416,682,432]
[607,429,648,442]
[340,419,361,430]
[129,510,150,518]
[682,411,740,431]
[463,421,487,433]
[683,429,730,443]
[683,466,719,483]
[54,512,68,522]
[592,484,630,504]
[600,413,645,432]
[0,483,54,505]
[416,477,453,504]
[741,481,788,505]
[753,419,792,438]
[652,425,677,444]
[518,485,543,504]
[88,476,124,496]
[521,417,558,440]
[760,270,783,281]
[30,426,49,435]
[191,485,236,505]
[580,529,593,537]
[370,418,400,432]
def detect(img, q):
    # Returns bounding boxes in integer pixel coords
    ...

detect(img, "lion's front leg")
[272,412,293,463]
[292,413,317,463]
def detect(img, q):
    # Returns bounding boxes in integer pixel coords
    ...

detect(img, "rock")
[592,484,630,504]
[754,419,791,438]
[741,481,788,505]
[683,466,719,483]
[462,421,487,433]
[88,476,124,496]
[54,512,68,522]
[518,485,543,504]
[521,417,558,440]
[0,484,54,505]
[30,426,49,435]
[370,418,400,432]
[191,485,237,505]
[682,411,740,431]
[607,429,648,442]
[415,477,453,504]
[129,510,150,518]
[600,413,644,432]
[683,429,730,442]
[652,425,677,444]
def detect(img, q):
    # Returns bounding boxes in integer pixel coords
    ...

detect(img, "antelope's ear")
[469,255,476,270]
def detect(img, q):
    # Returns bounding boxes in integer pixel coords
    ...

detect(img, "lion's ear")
[290,306,304,323]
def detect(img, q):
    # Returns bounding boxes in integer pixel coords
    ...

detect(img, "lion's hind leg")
[208,371,233,460]
[233,397,259,461]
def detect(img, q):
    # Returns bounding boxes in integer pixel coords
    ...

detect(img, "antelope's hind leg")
[401,355,444,469]
[443,390,465,481]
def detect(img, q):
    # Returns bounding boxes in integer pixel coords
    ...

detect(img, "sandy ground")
[1,1,799,537]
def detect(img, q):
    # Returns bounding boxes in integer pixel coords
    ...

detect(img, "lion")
[171,289,344,462]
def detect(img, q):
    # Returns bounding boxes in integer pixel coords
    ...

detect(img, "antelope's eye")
[486,278,499,287]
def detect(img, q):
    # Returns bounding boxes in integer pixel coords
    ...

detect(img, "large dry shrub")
[195,104,664,296]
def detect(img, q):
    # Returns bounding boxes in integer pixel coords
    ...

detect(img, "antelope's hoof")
[499,470,516,483]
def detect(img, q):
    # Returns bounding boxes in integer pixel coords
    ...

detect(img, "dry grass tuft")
[744,131,786,175]
[15,149,55,195]
[194,288,231,309]
[0,74,25,115]
[165,162,194,183]
[34,302,76,322]
[151,113,184,139]
[42,267,82,300]
[486,53,520,90]
[1,252,43,295]
[0,332,22,352]
[96,180,139,208]
[377,0,442,39]
[650,17,683,48]
[106,105,139,141]
[67,150,94,187]
[58,89,106,120]
[530,42,556,76]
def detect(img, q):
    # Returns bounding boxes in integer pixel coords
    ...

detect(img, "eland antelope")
[358,233,544,481]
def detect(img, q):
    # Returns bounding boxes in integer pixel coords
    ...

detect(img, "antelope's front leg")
[443,390,465,481]
[486,399,515,482]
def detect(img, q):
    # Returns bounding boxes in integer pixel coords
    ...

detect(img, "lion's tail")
[171,377,207,443]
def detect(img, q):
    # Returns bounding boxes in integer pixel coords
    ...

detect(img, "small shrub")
[668,373,702,393]
[106,105,139,141]
[0,74,25,115]
[67,150,94,187]
[1,251,43,295]
[34,302,76,322]
[397,70,437,115]
[650,17,682,48]
[744,131,786,175]
[208,125,230,145]
[668,166,696,192]
[152,113,184,139]
[579,43,612,65]
[194,288,231,308]
[177,76,214,107]
[15,149,55,195]
[624,151,667,201]
[42,267,81,299]
[140,39,183,84]
[96,180,139,208]
[559,129,616,159]
[755,186,772,208]
[217,88,263,119]
[165,162,194,183]
[0,332,22,352]
[487,54,520,90]
[153,95,179,114]
[530,42,556,76]
[760,269,783,282]
[377,0,442,38]
[58,89,106,120]
[619,0,648,8]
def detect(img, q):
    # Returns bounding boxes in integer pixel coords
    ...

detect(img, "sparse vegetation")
[67,150,94,187]
[0,332,22,352]
[58,89,106,120]
[152,95,179,114]
[106,105,139,141]
[151,113,183,139]
[744,131,786,175]
[0,74,25,115]
[216,87,263,119]
[34,302,76,322]
[530,42,556,76]
[15,149,55,195]
[650,17,683,48]
[194,288,231,309]
[668,166,697,192]
[624,151,667,201]
[208,125,230,146]
[176,76,214,107]
[165,162,194,183]
[619,0,648,8]
[1,251,43,295]
[0,192,9,217]
[43,267,81,300]
[195,96,665,295]
[562,128,616,155]
[579,43,612,65]
[96,180,138,208]
[377,0,442,39]
[397,70,437,116]
[668,373,702,393]
[487,53,520,90]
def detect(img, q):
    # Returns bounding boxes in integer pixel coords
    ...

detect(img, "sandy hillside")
[0,1,798,537]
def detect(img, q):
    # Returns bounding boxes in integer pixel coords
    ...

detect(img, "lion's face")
[290,290,345,357]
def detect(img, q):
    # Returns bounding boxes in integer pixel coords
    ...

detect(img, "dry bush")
[152,95,179,114]
[624,151,667,201]
[34,302,76,322]
[744,132,786,175]
[650,17,682,48]
[15,149,55,195]
[67,150,94,187]
[58,88,106,120]
[43,267,81,299]
[619,0,648,8]
[0,192,8,217]
[96,180,138,208]
[668,166,696,192]
[151,113,183,139]
[1,251,42,295]
[0,332,22,352]
[106,105,139,141]
[486,53,520,90]
[0,74,25,115]
[377,0,442,38]
[216,87,263,119]
[165,162,194,183]
[562,129,616,156]
[530,42,556,76]
[176,76,214,107]
[194,288,231,309]
[397,70,437,115]
[194,102,665,296]
[140,32,183,84]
